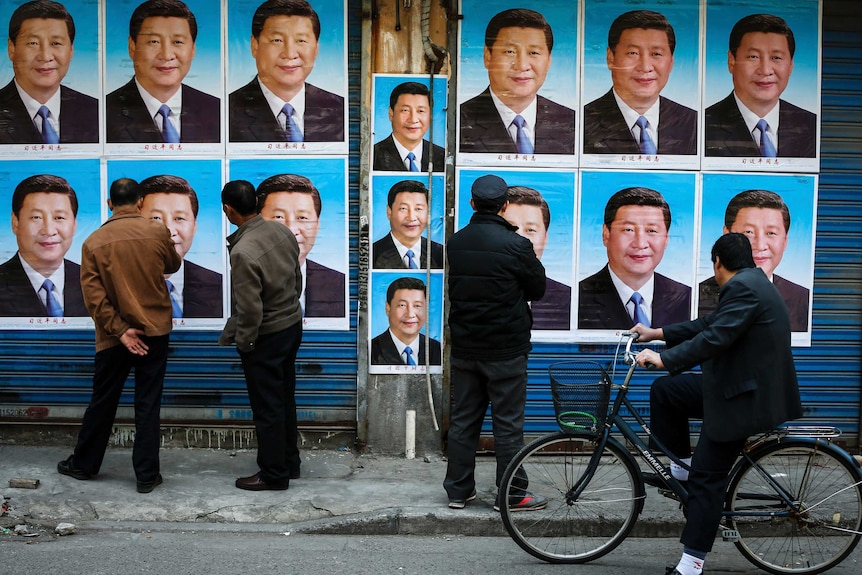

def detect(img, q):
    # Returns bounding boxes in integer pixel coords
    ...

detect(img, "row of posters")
[0,0,820,169]
[368,168,816,373]
[0,0,348,156]
[0,157,349,331]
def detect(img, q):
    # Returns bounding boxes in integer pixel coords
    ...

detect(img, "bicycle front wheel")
[726,438,862,575]
[499,432,644,564]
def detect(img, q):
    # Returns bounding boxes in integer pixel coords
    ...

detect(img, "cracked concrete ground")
[1,444,688,537]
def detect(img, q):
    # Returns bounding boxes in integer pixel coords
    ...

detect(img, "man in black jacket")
[633,233,801,575]
[444,174,547,511]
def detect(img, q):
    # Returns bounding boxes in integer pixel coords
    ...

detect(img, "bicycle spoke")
[728,441,862,574]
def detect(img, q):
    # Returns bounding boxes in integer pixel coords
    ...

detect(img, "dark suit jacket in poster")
[705,92,816,158]
[582,89,697,155]
[0,80,98,144]
[105,78,221,143]
[698,273,809,332]
[370,332,441,366]
[372,234,443,269]
[578,265,691,330]
[304,259,345,318]
[0,254,87,317]
[372,134,445,172]
[531,276,571,330]
[459,88,575,155]
[180,260,223,318]
[661,267,802,443]
[229,78,345,142]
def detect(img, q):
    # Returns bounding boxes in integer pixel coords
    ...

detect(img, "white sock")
[671,457,691,481]
[674,552,704,575]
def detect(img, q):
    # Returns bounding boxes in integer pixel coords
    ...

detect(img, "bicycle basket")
[549,360,612,434]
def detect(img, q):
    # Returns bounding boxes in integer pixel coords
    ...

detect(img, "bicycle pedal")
[722,529,740,542]
[658,488,682,502]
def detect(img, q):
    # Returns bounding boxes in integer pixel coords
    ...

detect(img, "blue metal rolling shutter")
[0,4,361,431]
[513,0,862,446]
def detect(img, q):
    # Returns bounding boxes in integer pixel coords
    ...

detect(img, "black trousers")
[238,322,302,485]
[444,355,528,499]
[73,334,169,483]
[650,373,746,552]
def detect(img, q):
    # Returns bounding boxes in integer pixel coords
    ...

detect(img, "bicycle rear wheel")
[499,432,644,564]
[726,438,862,574]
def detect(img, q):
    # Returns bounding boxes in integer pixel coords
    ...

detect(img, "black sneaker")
[448,490,477,509]
[57,456,91,480]
[137,474,163,494]
[494,491,548,512]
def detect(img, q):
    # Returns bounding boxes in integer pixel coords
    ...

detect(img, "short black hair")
[607,10,675,54]
[485,9,553,53]
[725,189,790,233]
[221,180,257,216]
[603,187,671,230]
[388,82,430,110]
[252,0,320,40]
[387,180,428,208]
[729,14,795,58]
[130,0,197,42]
[257,173,321,216]
[109,178,141,207]
[12,174,78,217]
[386,276,426,304]
[506,186,550,231]
[9,1,75,44]
[711,232,756,271]
[139,174,199,218]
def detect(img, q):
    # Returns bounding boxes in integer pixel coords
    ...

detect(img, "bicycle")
[499,332,862,574]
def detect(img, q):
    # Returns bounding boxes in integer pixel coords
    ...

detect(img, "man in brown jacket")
[57,178,181,493]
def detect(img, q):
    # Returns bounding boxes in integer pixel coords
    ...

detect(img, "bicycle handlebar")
[620,331,657,370]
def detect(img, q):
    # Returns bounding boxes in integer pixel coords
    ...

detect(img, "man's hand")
[630,323,663,343]
[635,349,664,370]
[120,328,149,356]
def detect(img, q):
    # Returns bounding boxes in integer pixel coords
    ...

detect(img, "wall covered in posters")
[0,0,822,355]
[444,0,820,351]
[0,0,349,332]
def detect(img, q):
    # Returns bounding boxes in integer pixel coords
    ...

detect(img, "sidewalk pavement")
[1,444,686,537]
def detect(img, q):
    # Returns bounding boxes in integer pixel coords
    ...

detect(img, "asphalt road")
[5,531,862,575]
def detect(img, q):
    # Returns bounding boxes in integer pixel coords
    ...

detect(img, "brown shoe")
[235,472,288,491]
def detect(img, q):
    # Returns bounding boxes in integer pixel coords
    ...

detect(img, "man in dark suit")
[583,10,697,155]
[459,9,574,155]
[140,175,223,319]
[106,0,220,144]
[504,186,571,330]
[578,187,691,330]
[372,180,443,270]
[258,173,345,318]
[370,277,441,366]
[0,174,87,317]
[229,0,344,143]
[373,81,444,172]
[705,14,816,158]
[697,189,809,331]
[633,233,802,575]
[0,1,98,144]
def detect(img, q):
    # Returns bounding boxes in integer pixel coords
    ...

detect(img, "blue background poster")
[0,158,101,328]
